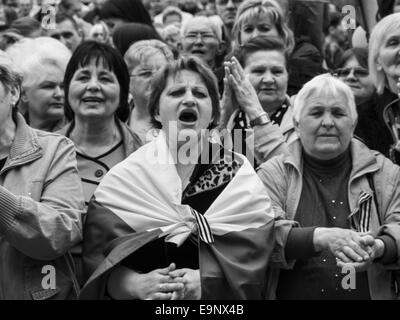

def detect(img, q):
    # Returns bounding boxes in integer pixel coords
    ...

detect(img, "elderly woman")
[6,37,71,132]
[161,23,181,54]
[221,36,295,166]
[80,56,274,300]
[124,39,174,144]
[335,47,390,155]
[58,41,142,285]
[258,74,400,300]
[0,52,84,299]
[180,16,225,71]
[368,12,400,165]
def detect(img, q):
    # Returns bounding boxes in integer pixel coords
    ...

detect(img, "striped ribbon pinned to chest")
[350,191,373,232]
[190,207,214,244]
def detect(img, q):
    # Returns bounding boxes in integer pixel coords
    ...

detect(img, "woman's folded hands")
[313,227,385,271]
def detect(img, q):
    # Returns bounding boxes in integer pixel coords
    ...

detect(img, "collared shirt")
[76,141,125,207]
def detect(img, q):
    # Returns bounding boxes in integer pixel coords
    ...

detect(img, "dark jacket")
[355,89,400,165]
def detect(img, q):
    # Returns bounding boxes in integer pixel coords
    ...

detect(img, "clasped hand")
[314,228,385,271]
[138,263,200,300]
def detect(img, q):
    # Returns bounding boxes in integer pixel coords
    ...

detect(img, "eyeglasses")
[183,32,217,43]
[334,67,369,78]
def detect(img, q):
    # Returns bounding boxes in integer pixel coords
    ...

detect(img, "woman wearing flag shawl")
[258,74,400,300]
[81,56,275,300]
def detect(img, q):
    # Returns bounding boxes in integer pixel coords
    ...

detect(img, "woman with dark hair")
[337,48,375,105]
[60,40,142,208]
[100,0,154,35]
[220,36,295,167]
[59,41,142,285]
[112,22,162,57]
[80,56,274,300]
[335,47,389,154]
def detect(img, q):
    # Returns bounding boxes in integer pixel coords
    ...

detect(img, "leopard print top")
[184,151,243,197]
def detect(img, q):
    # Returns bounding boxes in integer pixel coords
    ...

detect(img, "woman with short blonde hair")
[7,37,71,132]
[232,0,294,53]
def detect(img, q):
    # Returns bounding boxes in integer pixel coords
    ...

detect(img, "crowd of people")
[0,0,400,300]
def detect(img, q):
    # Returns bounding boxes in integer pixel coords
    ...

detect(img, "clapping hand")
[223,57,265,121]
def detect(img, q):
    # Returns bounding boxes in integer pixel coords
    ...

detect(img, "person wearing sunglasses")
[336,48,375,106]
[335,47,391,157]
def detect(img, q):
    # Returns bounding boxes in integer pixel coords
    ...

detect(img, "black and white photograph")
[0,0,399,314]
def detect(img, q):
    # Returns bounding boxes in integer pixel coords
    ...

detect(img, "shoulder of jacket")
[118,120,143,149]
[33,129,75,148]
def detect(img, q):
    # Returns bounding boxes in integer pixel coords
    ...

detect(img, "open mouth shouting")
[178,108,199,125]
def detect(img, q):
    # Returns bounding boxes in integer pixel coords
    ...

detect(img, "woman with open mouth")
[80,56,275,300]
[58,41,142,286]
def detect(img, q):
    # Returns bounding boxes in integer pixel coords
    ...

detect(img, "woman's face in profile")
[24,64,65,123]
[377,27,400,92]
[68,59,120,121]
[129,52,168,109]
[0,81,14,125]
[243,49,288,113]
[156,70,213,139]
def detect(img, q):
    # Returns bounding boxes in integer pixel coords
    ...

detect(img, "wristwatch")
[249,112,271,127]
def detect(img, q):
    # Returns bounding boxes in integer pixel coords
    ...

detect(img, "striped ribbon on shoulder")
[350,192,372,232]
[190,208,214,244]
